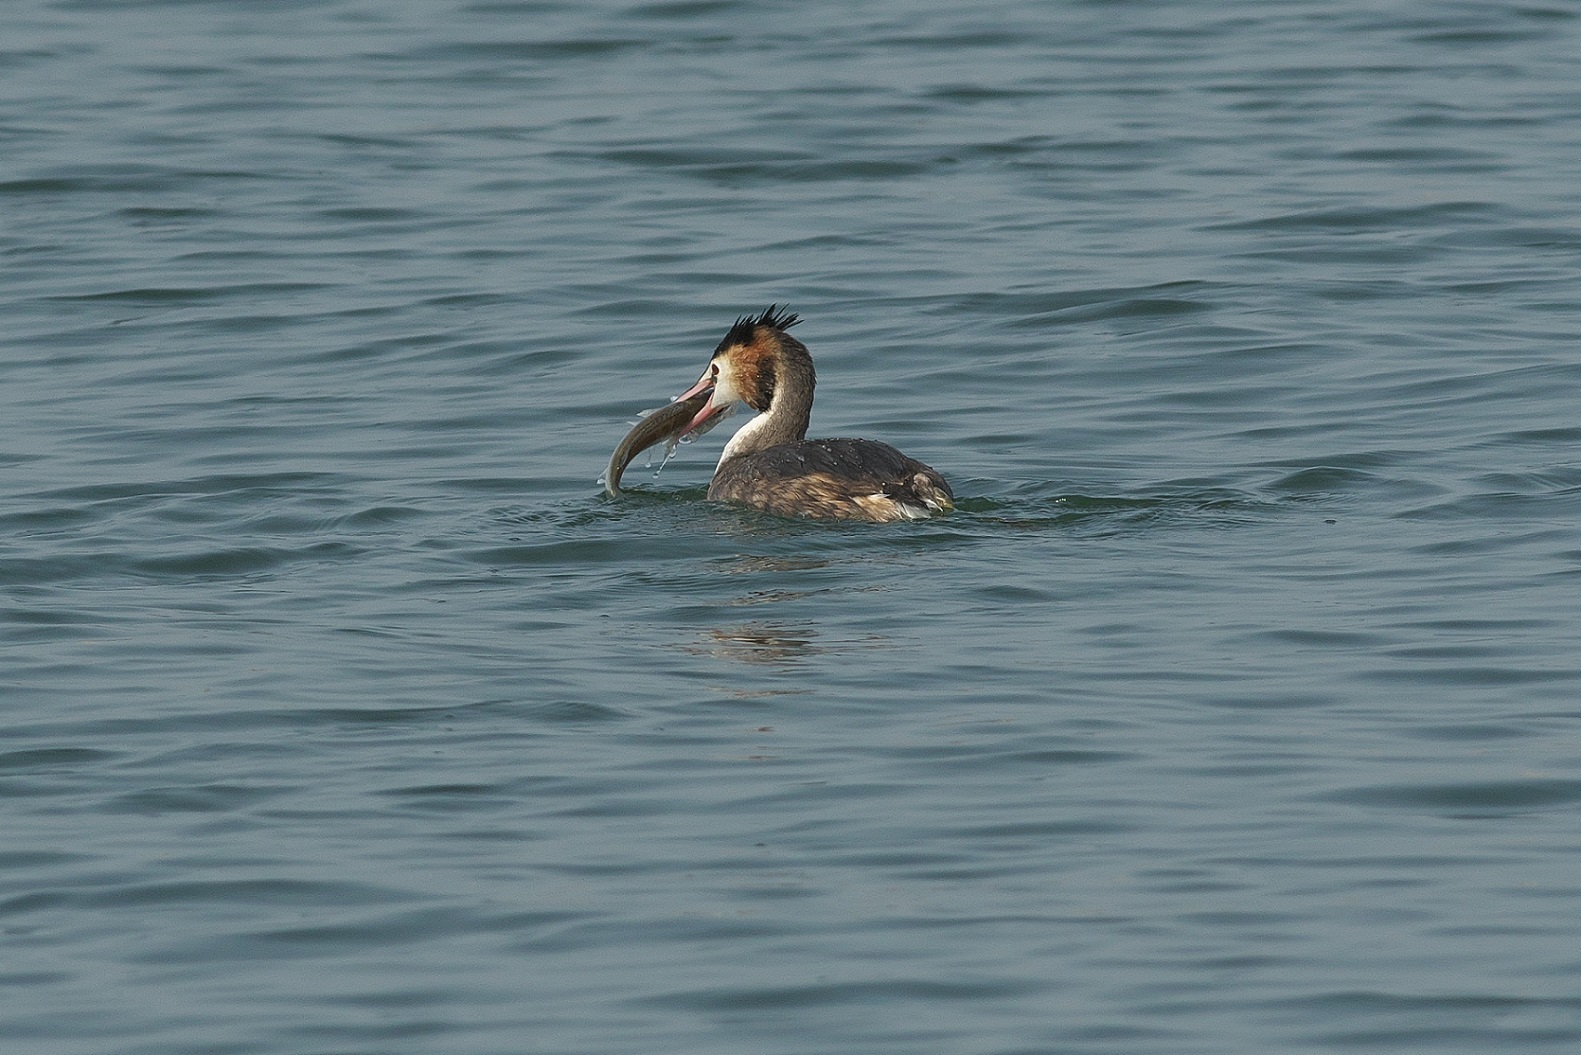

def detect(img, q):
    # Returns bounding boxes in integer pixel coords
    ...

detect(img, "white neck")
[717,410,769,467]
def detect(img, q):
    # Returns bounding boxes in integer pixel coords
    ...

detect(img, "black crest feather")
[718,304,801,351]
[754,304,801,331]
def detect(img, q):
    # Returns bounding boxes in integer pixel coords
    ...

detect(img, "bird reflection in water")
[679,620,890,669]
[686,622,823,666]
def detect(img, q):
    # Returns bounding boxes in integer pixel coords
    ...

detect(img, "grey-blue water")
[5,1,1581,1052]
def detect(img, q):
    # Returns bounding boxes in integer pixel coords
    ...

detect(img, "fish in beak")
[602,379,732,497]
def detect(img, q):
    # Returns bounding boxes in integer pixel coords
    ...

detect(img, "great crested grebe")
[668,306,954,522]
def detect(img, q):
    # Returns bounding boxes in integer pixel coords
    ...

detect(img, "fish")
[602,390,730,497]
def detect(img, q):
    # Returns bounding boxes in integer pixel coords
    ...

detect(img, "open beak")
[673,373,725,435]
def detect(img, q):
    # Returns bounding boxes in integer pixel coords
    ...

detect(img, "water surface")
[5,1,1581,1052]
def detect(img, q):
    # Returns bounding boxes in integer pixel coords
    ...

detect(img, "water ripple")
[6,1,1581,1052]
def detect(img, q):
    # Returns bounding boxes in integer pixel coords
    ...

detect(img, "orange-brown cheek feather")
[731,336,778,412]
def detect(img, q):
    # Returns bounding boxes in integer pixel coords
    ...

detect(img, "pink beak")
[673,374,723,434]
